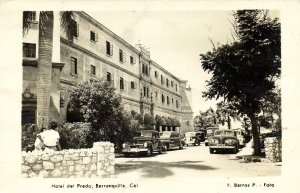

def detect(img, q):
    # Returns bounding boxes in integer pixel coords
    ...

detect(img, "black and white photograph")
[0,1,300,193]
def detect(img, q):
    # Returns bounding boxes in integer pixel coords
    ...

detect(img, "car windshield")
[214,130,235,136]
[134,131,153,138]
[160,132,171,138]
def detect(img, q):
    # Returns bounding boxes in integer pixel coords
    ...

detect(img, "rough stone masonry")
[21,142,115,178]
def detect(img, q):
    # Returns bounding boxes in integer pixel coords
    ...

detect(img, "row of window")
[69,19,137,65]
[161,93,179,108]
[159,74,178,91]
[142,64,178,92]
[143,87,179,108]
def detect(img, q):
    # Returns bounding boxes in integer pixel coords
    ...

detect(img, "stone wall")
[264,137,282,162]
[21,142,115,178]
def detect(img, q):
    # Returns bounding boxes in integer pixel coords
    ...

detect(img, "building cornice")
[52,62,65,70]
[154,105,182,115]
[150,60,182,82]
[61,37,140,80]
[60,78,77,86]
[122,96,140,104]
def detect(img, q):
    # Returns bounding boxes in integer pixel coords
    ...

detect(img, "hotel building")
[22,11,194,134]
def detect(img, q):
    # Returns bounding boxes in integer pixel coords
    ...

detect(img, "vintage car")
[233,128,246,148]
[122,130,163,157]
[204,126,219,146]
[184,131,202,146]
[160,131,184,150]
[208,129,239,154]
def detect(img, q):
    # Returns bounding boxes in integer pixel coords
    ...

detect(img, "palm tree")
[216,101,241,129]
[23,11,75,128]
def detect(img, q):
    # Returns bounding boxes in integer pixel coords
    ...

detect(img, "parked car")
[122,130,163,157]
[183,131,202,146]
[208,129,239,154]
[204,127,219,146]
[160,131,184,150]
[233,128,246,148]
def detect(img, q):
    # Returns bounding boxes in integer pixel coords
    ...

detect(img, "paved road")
[114,144,281,179]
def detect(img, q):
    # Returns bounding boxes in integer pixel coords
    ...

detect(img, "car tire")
[232,148,238,154]
[165,144,169,151]
[209,148,214,154]
[179,142,183,150]
[158,147,163,154]
[146,147,153,157]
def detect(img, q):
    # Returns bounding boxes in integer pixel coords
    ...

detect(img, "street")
[115,144,281,179]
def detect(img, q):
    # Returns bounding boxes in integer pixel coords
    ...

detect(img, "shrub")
[57,122,92,149]
[21,123,39,152]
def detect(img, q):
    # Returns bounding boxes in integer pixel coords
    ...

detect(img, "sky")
[87,10,279,117]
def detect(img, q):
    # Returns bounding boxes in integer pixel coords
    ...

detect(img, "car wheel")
[232,148,238,154]
[179,142,183,150]
[146,147,153,157]
[158,147,163,154]
[209,148,214,154]
[164,144,169,151]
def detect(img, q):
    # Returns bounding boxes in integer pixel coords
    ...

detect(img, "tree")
[194,108,218,129]
[216,101,241,129]
[68,78,128,143]
[23,11,75,128]
[200,10,280,155]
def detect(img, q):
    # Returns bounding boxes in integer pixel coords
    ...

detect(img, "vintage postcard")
[0,0,300,193]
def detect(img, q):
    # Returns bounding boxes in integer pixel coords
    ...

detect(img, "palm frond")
[60,11,76,40]
[23,11,34,36]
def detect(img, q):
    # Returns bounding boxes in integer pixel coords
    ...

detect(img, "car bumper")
[122,147,148,153]
[209,145,236,149]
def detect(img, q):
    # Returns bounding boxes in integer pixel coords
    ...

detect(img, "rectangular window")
[142,63,149,75]
[147,88,149,98]
[143,86,147,97]
[71,20,79,37]
[107,72,111,81]
[176,84,178,92]
[130,56,136,64]
[155,71,158,78]
[166,78,169,87]
[131,81,136,89]
[161,75,164,85]
[90,65,96,76]
[119,49,126,63]
[120,77,124,90]
[176,100,179,108]
[171,81,173,87]
[90,31,98,42]
[106,41,113,56]
[23,43,36,58]
[162,94,165,103]
[172,98,174,104]
[71,57,77,75]
[167,96,170,105]
[155,91,158,98]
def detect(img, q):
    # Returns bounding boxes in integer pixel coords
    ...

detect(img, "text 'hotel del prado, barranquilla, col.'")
[22,11,194,134]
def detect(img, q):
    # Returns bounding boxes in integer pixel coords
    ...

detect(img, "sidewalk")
[231,139,264,163]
